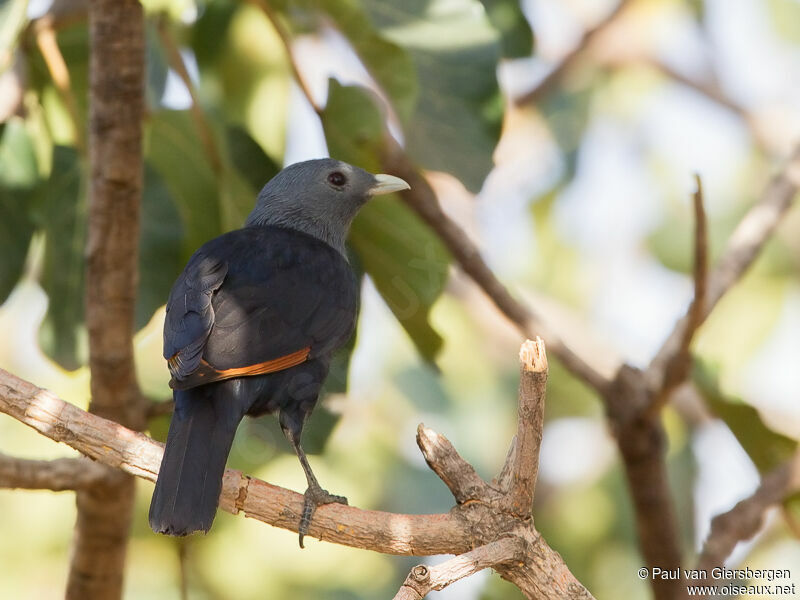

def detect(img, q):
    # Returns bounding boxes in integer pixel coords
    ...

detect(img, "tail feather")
[149,384,248,536]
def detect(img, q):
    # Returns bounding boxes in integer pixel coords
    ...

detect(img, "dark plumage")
[149,158,409,544]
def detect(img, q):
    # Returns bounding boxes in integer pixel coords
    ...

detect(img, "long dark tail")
[149,384,249,536]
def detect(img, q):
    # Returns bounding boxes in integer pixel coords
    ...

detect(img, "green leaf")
[0,119,39,302]
[540,84,596,178]
[766,0,800,43]
[304,0,419,123]
[363,0,503,192]
[321,80,384,170]
[478,0,534,58]
[223,124,280,194]
[0,190,35,303]
[146,109,224,259]
[322,82,449,361]
[37,146,88,369]
[687,0,705,22]
[693,359,797,474]
[191,0,238,66]
[0,117,39,188]
[0,0,28,61]
[190,1,290,160]
[136,163,184,329]
[350,197,449,361]
[145,22,170,110]
[54,23,90,133]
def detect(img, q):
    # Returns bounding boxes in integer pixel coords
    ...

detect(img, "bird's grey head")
[245,158,410,253]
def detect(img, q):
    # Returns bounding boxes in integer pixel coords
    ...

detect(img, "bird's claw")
[298,486,348,548]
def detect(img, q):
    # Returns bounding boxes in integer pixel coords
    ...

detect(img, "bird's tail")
[149,384,248,536]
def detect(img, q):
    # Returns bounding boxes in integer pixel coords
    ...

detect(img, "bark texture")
[66,1,145,598]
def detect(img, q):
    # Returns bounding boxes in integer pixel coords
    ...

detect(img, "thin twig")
[646,60,780,156]
[0,452,111,491]
[502,338,547,517]
[513,0,632,107]
[647,145,800,395]
[392,537,523,600]
[249,0,322,114]
[156,17,223,173]
[698,451,800,572]
[647,174,708,414]
[33,18,86,153]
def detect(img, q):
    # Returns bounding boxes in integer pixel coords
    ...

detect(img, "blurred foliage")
[2,0,800,599]
[693,359,797,474]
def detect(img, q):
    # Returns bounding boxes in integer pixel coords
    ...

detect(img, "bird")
[148,158,410,546]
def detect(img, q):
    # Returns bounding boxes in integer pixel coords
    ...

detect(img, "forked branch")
[0,340,594,600]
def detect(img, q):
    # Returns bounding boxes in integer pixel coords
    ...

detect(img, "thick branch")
[647,146,800,394]
[698,451,800,572]
[68,1,145,598]
[85,0,144,430]
[502,339,547,517]
[392,537,523,600]
[606,367,684,600]
[0,452,111,491]
[0,368,469,555]
[1,351,596,599]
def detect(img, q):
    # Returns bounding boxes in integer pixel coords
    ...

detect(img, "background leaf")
[37,146,87,369]
[337,0,505,191]
[693,359,797,474]
[0,119,39,302]
[478,0,534,58]
[322,82,449,361]
[146,109,224,258]
[136,164,184,329]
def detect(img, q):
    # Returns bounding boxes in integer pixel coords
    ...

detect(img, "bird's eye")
[327,171,347,187]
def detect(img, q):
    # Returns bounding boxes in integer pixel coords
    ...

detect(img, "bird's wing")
[163,252,228,382]
[165,228,358,390]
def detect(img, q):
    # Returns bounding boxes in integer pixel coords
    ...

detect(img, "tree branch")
[648,174,708,414]
[381,140,611,396]
[698,451,800,572]
[0,367,470,554]
[647,145,800,395]
[513,0,633,107]
[416,424,493,504]
[502,338,547,517]
[33,19,86,153]
[67,1,146,598]
[255,0,613,397]
[0,452,111,491]
[0,339,595,599]
[156,17,224,174]
[250,0,322,114]
[392,537,524,600]
[605,365,684,600]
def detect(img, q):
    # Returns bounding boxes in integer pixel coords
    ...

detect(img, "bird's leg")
[283,427,347,548]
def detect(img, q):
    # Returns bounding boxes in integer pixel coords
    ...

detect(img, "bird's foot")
[298,485,348,548]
